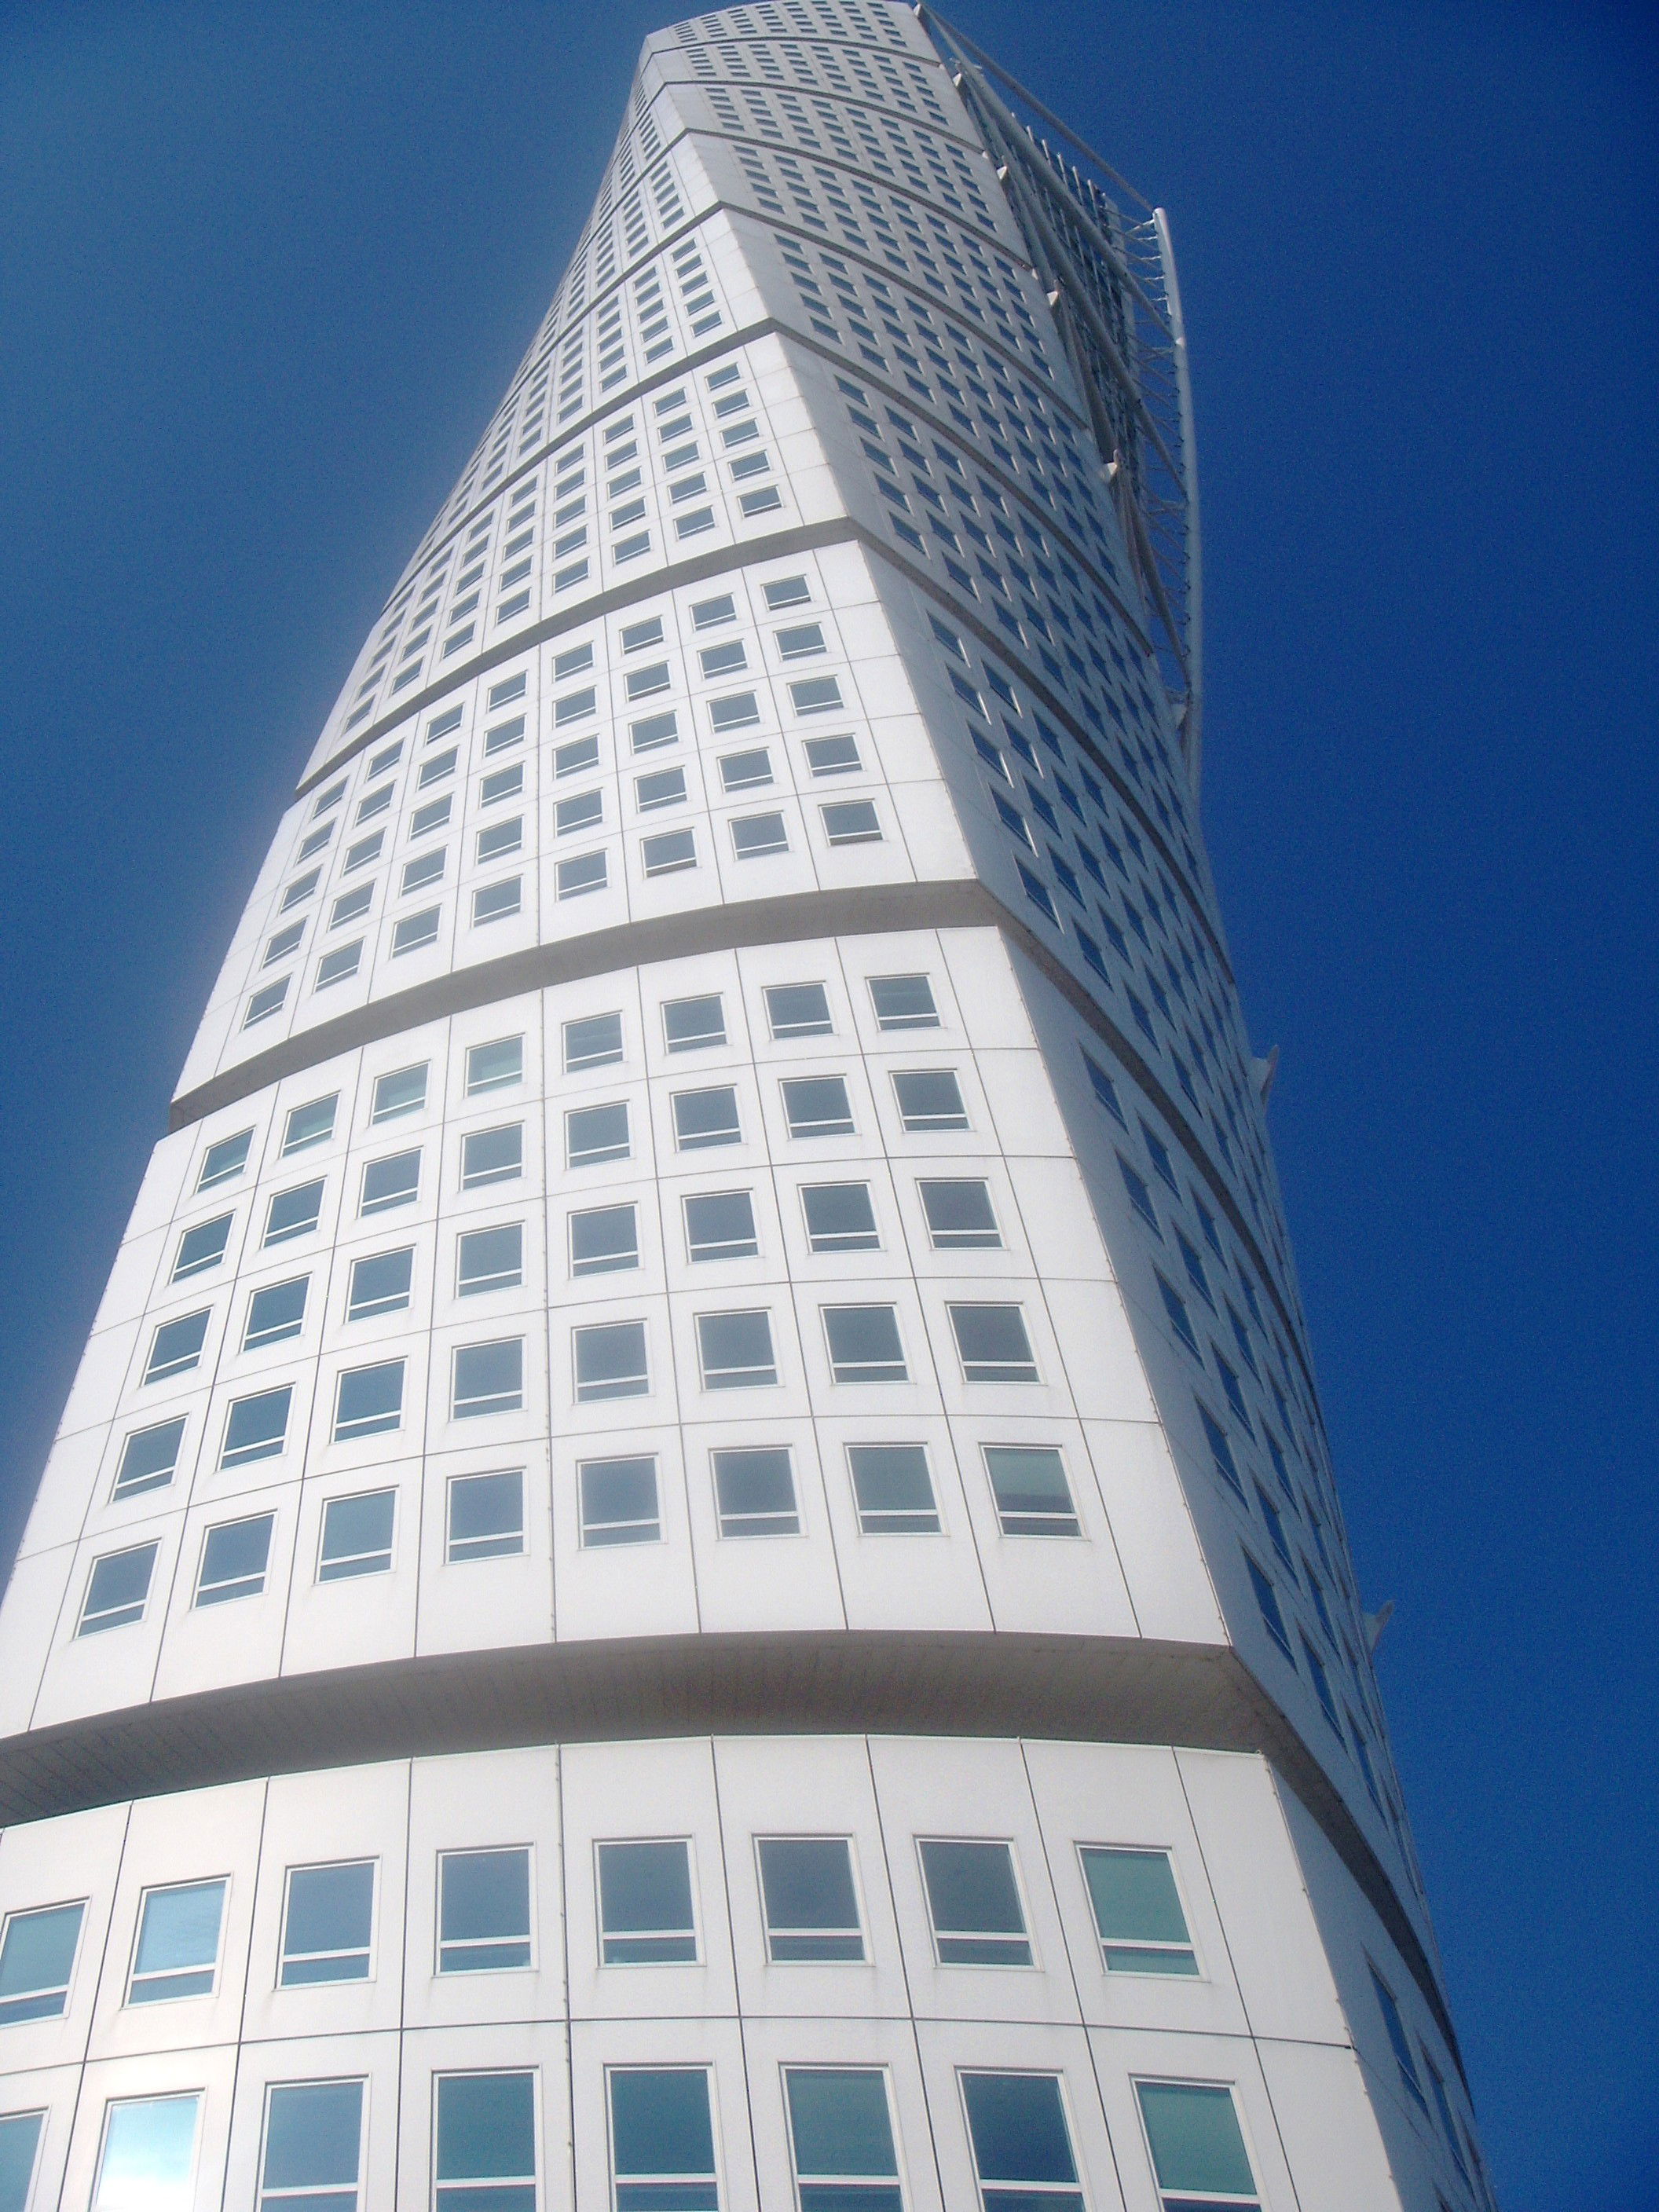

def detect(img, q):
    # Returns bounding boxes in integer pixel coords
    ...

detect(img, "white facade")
[0,6,1488,2209]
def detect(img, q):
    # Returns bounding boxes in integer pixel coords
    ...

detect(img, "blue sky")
[1,2,1654,2199]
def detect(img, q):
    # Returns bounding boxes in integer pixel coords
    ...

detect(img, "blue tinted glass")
[262,2080,363,2192]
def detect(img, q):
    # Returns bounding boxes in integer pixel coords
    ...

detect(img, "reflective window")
[346,1247,412,1320]
[800,1182,879,1253]
[782,1076,853,1138]
[93,2096,201,2212]
[434,2072,537,2212]
[983,1446,1079,1538]
[892,1069,969,1131]
[757,1839,862,1961]
[822,1306,906,1384]
[608,2069,716,2212]
[918,1179,1001,1248]
[574,1321,649,1401]
[245,1276,308,1348]
[961,2074,1082,2210]
[1135,2082,1260,2210]
[683,1190,757,1262]
[567,1101,630,1167]
[320,1490,395,1580]
[438,1849,531,1972]
[466,1037,523,1094]
[712,1446,797,1537]
[0,2111,44,2210]
[78,1543,158,1635]
[280,1861,375,1985]
[171,1213,232,1281]
[848,1444,939,1535]
[764,983,832,1038]
[696,1310,778,1390]
[461,1124,523,1188]
[371,1064,428,1122]
[334,1361,404,1441]
[281,1096,338,1154]
[196,1514,273,1606]
[458,1223,524,1295]
[868,974,939,1030]
[663,994,726,1052]
[570,1204,639,1276]
[0,1899,84,2023]
[597,1840,697,1965]
[260,2079,364,2212]
[564,1012,624,1071]
[128,1880,226,2003]
[266,1180,324,1244]
[786,2069,901,2208]
[112,1418,186,1499]
[144,1309,209,1382]
[453,1340,523,1418]
[361,1150,419,1214]
[447,1470,525,1563]
[672,1087,741,1150]
[918,1840,1031,1965]
[579,1456,660,1547]
[948,1305,1038,1382]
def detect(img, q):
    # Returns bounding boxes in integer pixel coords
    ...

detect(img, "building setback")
[0,5,1489,2207]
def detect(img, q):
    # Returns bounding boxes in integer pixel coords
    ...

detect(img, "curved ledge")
[0,1624,1458,2077]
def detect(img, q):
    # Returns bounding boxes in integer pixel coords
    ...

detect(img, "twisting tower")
[0,6,1489,2209]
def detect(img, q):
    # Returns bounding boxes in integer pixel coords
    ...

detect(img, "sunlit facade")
[0,5,1488,2207]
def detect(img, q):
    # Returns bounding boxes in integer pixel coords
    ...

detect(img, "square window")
[0,1899,85,2023]
[438,1848,531,1972]
[762,984,832,1043]
[93,2097,201,2212]
[372,1064,428,1122]
[869,973,939,1029]
[280,1861,375,1984]
[573,1320,649,1401]
[401,851,445,896]
[447,1469,525,1562]
[195,1512,273,1606]
[392,907,441,956]
[567,1100,630,1167]
[457,1222,523,1296]
[822,1304,907,1383]
[918,1840,1031,1965]
[664,994,726,1051]
[319,1489,395,1580]
[848,1442,939,1533]
[570,1203,639,1275]
[683,1189,757,1262]
[462,1123,523,1187]
[564,1011,623,1071]
[892,1068,968,1130]
[821,799,881,845]
[579,1455,661,1547]
[598,1840,697,1963]
[346,1246,413,1320]
[697,1309,778,1389]
[983,1445,1079,1536]
[782,1075,854,1137]
[731,809,788,857]
[609,2068,716,2207]
[1080,1847,1198,1976]
[804,733,860,775]
[789,676,843,715]
[467,1036,522,1094]
[719,746,771,792]
[918,1178,1001,1248]
[673,1086,741,1150]
[128,1878,226,2002]
[221,1386,292,1467]
[171,1212,232,1281]
[360,1149,419,1215]
[961,2075,1082,2207]
[452,1339,523,1419]
[334,1359,404,1441]
[1135,2081,1260,2211]
[785,2071,900,2205]
[144,1309,210,1382]
[197,1130,252,1191]
[266,1178,325,1245]
[282,1094,338,1153]
[113,1416,188,1498]
[712,1445,797,1536]
[259,2079,364,2211]
[949,1303,1038,1382]
[800,1181,880,1253]
[643,827,697,875]
[759,1840,864,1961]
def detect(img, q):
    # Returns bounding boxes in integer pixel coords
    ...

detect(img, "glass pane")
[610,2068,716,2177]
[435,2073,536,2182]
[94,2094,200,2211]
[673,1088,740,1148]
[565,1013,623,1069]
[0,1900,83,2020]
[782,1077,853,1135]
[453,1339,523,1416]
[439,1851,531,1970]
[683,1192,757,1260]
[335,1361,404,1438]
[347,1248,413,1318]
[320,1492,395,1579]
[222,1387,291,1465]
[663,994,725,1049]
[570,1205,638,1273]
[131,1881,225,1999]
[847,1445,938,1534]
[580,1458,660,1546]
[1081,1849,1190,1946]
[462,1126,522,1186]
[918,1180,1000,1247]
[574,1322,648,1400]
[0,2112,44,2212]
[113,1419,186,1496]
[961,2075,1077,2185]
[262,2080,363,2193]
[765,983,832,1037]
[919,1842,1029,1963]
[457,1223,523,1295]
[697,1311,775,1387]
[892,1071,967,1128]
[598,1841,695,1963]
[800,1183,878,1251]
[198,1514,273,1603]
[759,1840,862,1961]
[787,2069,897,2178]
[869,975,938,1028]
[822,1306,906,1382]
[983,1448,1078,1536]
[1136,2082,1256,2196]
[448,1471,524,1560]
[950,1306,1037,1380]
[246,1278,309,1347]
[712,1448,797,1537]
[467,1038,523,1093]
[282,1862,375,1983]
[568,1101,630,1164]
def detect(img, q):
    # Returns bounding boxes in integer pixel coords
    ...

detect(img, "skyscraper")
[0,2,1488,2205]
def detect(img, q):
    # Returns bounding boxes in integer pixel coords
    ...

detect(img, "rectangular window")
[567,1100,630,1166]
[196,1513,273,1606]
[78,1541,159,1634]
[643,827,697,876]
[1370,1967,1430,2108]
[790,676,843,715]
[408,798,451,839]
[731,811,787,858]
[564,1011,623,1070]
[438,1848,531,1972]
[401,851,445,896]
[128,1878,225,2003]
[0,2111,44,2204]
[282,1095,338,1154]
[961,2075,1082,2210]
[570,1203,639,1275]
[758,1839,863,1961]
[719,746,771,792]
[579,1456,661,1547]
[786,2069,900,2207]
[113,1417,186,1499]
[949,1303,1038,1382]
[557,851,608,899]
[474,877,522,925]
[631,711,678,752]
[1244,1552,1294,1660]
[597,1841,696,1964]
[461,1124,523,1187]
[359,1151,420,1216]
[919,1840,1031,1965]
[822,1305,907,1384]
[346,1246,413,1320]
[467,1037,522,1093]
[447,1469,525,1563]
[712,1445,797,1536]
[1080,1847,1198,1976]
[683,1190,757,1262]
[144,1308,210,1382]
[453,1339,523,1419]
[782,1075,853,1137]
[608,2069,717,2211]
[982,1445,1079,1537]
[848,1443,939,1535]
[800,1181,879,1253]
[673,1086,741,1150]
[317,940,364,986]
[458,1222,523,1295]
[574,1320,649,1401]
[0,1899,84,2023]
[804,733,860,776]
[869,973,939,1029]
[245,980,290,1027]
[171,1212,232,1281]
[919,1179,1001,1248]
[821,800,881,845]
[266,1179,325,1246]
[434,2072,537,2212]
[333,1360,405,1441]
[709,690,760,731]
[320,1489,395,1580]
[696,1310,777,1390]
[663,994,726,1051]
[93,2097,201,2212]
[892,1069,968,1131]
[259,2079,364,2212]
[222,1385,292,1468]
[197,1129,252,1190]
[1135,2080,1261,2210]
[280,1860,375,1985]
[372,1064,428,1122]
[764,982,832,1038]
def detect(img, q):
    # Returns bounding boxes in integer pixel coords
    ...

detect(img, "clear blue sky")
[1,3,1654,2199]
